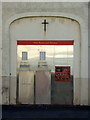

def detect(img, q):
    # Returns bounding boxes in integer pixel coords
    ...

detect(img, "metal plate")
[35,70,51,104]
[19,70,34,104]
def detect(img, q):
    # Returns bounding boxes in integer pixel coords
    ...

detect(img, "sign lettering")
[55,66,70,82]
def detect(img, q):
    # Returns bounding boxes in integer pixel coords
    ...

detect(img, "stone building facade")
[0,2,89,105]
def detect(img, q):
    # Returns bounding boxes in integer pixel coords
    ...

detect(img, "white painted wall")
[2,2,88,105]
[10,17,81,104]
[10,17,80,75]
[0,1,2,105]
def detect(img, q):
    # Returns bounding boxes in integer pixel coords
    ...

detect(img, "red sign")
[17,40,74,45]
[55,66,70,82]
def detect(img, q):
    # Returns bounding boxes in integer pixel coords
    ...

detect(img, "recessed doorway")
[17,40,74,105]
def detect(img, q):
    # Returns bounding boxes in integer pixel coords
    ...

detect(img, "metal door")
[35,70,51,104]
[18,70,34,104]
[51,72,73,105]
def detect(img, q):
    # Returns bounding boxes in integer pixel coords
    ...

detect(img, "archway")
[7,15,81,104]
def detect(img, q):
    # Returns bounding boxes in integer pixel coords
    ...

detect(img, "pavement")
[1,105,90,119]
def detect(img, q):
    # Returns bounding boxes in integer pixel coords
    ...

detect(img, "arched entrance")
[8,16,81,104]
